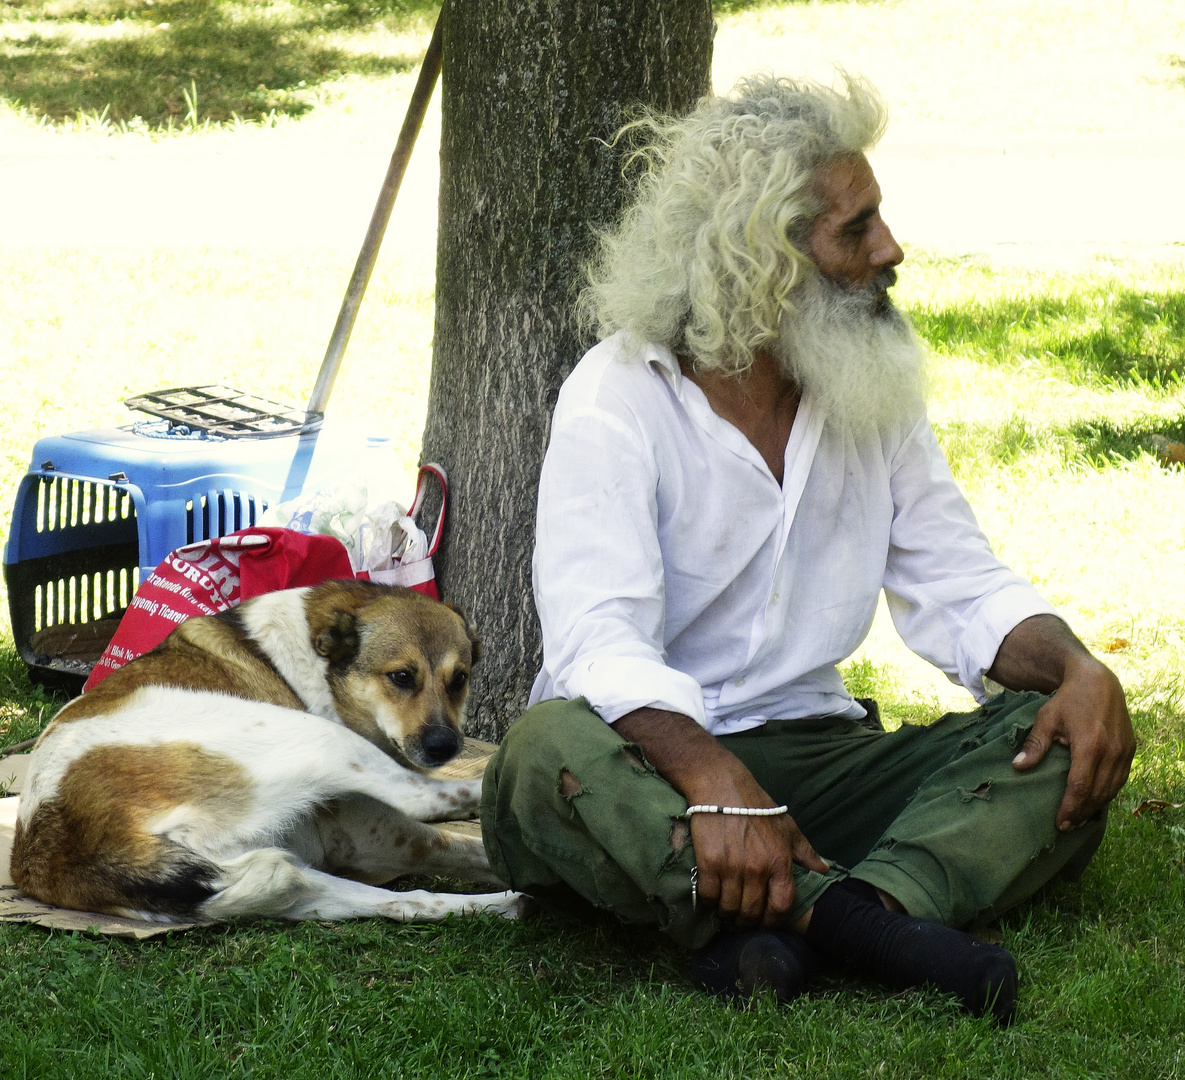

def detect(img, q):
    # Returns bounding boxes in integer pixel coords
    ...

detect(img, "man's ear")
[314,609,360,663]
[444,602,482,663]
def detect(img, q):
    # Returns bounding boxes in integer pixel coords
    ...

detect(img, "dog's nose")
[418,724,462,765]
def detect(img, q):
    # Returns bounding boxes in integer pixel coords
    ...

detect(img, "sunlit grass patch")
[902,252,1185,391]
[914,288,1185,388]
[896,251,1185,478]
[839,656,945,730]
[0,0,431,126]
[932,412,1185,478]
[964,455,1185,643]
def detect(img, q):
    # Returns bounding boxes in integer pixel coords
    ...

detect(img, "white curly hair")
[579,72,889,376]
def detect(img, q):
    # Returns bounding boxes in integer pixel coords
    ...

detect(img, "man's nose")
[870,215,904,270]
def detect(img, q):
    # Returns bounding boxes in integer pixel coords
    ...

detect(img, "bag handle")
[174,532,272,560]
[410,462,448,556]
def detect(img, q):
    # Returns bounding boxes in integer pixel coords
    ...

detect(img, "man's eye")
[388,669,416,689]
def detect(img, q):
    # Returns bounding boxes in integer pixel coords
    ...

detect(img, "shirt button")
[735,676,746,687]
[770,592,780,604]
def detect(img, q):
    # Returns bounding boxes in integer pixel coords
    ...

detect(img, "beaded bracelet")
[682,804,789,818]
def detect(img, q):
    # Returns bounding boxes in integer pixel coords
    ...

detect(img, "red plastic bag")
[82,527,355,691]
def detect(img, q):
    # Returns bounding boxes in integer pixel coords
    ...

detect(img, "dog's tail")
[100,840,222,918]
[11,807,220,920]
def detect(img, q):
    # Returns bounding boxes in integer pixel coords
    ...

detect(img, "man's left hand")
[1010,653,1135,831]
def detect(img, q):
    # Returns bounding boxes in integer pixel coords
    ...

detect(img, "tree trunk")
[421,0,714,742]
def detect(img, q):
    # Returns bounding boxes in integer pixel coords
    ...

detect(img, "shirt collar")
[641,340,683,394]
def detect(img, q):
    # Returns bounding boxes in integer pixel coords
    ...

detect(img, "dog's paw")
[483,889,536,921]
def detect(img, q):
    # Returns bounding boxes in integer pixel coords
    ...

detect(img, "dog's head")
[305,581,481,770]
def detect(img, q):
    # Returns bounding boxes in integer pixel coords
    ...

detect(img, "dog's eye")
[449,671,469,693]
[387,669,416,690]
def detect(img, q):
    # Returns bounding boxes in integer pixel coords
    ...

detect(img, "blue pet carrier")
[3,402,379,690]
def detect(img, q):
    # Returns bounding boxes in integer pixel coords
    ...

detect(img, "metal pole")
[305,12,444,417]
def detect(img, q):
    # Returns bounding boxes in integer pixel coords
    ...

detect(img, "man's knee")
[500,697,609,760]
[490,697,631,815]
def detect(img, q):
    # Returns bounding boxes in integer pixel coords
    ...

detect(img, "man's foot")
[692,928,819,1005]
[803,878,1018,1025]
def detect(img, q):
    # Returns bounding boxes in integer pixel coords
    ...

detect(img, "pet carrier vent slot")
[35,476,133,534]
[186,491,266,543]
[33,567,134,633]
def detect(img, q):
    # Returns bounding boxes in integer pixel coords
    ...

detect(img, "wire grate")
[125,385,321,438]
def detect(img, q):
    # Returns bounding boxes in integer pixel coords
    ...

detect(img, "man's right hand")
[689,792,829,928]
[611,707,829,929]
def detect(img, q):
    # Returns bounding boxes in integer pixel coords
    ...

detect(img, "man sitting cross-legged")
[479,73,1135,1025]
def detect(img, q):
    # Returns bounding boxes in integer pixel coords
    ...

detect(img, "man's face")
[807,154,904,294]
[775,157,923,433]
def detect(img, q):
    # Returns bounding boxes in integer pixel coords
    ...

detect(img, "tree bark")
[422,0,714,741]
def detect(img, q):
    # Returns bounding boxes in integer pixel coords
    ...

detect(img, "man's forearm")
[986,613,1098,693]
[611,707,777,808]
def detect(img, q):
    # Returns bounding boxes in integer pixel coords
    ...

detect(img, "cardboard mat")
[0,738,494,938]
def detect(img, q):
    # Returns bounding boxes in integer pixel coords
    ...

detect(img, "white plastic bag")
[261,464,447,598]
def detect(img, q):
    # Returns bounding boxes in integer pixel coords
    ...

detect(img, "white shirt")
[530,331,1059,736]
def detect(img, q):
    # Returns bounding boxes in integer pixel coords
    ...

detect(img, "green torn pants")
[480,691,1107,950]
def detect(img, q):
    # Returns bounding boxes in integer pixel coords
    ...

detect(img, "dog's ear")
[314,610,360,664]
[444,602,482,664]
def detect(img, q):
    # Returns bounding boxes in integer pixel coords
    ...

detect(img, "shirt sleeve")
[532,378,706,726]
[882,417,1061,701]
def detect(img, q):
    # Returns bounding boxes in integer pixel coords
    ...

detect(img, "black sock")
[692,928,819,1006]
[804,878,1018,1025]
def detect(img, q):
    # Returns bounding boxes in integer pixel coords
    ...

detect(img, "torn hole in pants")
[1008,723,1034,750]
[620,743,654,775]
[559,769,583,800]
[660,818,692,875]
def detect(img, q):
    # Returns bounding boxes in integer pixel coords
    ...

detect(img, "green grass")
[1,857,1184,1080]
[0,838,1183,1079]
[0,0,788,130]
[905,254,1185,389]
[896,251,1185,475]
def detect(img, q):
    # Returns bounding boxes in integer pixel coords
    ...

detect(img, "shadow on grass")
[0,642,64,752]
[909,288,1185,389]
[1069,413,1185,464]
[0,0,427,126]
[936,411,1185,476]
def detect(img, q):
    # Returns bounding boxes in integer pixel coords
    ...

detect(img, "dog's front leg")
[319,746,483,823]
[345,773,482,824]
[410,776,483,822]
[293,797,505,887]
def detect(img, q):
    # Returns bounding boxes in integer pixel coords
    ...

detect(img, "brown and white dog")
[10,579,528,924]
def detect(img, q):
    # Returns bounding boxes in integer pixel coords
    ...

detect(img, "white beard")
[774,270,927,434]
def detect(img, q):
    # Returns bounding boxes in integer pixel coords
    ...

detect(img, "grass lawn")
[2,0,1185,1077]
